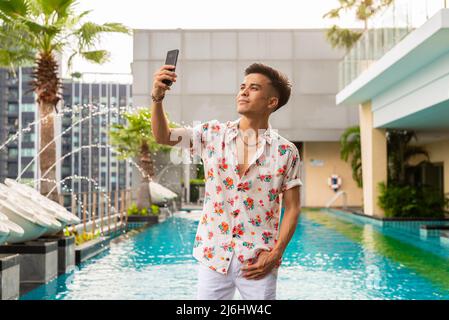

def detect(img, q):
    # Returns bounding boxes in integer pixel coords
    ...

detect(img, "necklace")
[238,130,258,147]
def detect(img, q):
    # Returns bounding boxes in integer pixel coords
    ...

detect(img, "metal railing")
[59,189,133,235]
[339,0,447,90]
[326,190,348,210]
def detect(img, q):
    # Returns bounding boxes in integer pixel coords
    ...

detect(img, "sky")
[64,0,364,81]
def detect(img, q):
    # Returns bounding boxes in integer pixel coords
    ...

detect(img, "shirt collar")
[225,118,273,145]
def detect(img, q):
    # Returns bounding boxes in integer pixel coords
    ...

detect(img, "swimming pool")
[21,209,449,300]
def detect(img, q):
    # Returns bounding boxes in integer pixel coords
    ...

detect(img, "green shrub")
[190,178,205,203]
[64,227,100,246]
[151,204,160,215]
[127,203,140,216]
[190,178,205,185]
[127,204,159,217]
[140,207,149,216]
[378,182,448,218]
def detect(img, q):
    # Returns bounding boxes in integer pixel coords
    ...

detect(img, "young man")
[151,63,302,300]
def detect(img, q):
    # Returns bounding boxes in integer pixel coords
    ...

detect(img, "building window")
[21,148,35,157]
[21,103,36,112]
[8,148,18,158]
[8,103,18,113]
[22,133,35,143]
[8,88,18,100]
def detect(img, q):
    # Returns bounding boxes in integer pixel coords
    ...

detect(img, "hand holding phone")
[152,49,179,100]
[162,49,179,86]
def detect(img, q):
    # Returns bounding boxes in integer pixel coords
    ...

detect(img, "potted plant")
[109,108,178,210]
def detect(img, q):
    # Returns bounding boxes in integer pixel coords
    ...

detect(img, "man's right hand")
[152,65,177,101]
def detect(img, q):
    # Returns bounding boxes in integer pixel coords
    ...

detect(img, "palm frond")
[75,21,130,48]
[0,0,30,20]
[35,0,75,17]
[404,146,429,162]
[325,25,363,51]
[79,50,109,64]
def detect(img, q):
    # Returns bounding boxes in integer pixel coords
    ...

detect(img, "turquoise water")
[21,209,449,300]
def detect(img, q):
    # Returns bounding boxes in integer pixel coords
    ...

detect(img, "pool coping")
[321,207,449,249]
[342,208,449,222]
[75,236,111,265]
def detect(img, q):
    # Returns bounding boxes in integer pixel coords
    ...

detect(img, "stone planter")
[38,236,75,275]
[0,254,20,300]
[0,241,58,295]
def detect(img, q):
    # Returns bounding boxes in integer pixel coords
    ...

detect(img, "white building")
[337,3,449,217]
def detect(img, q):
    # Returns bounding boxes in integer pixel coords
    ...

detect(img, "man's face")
[236,73,278,116]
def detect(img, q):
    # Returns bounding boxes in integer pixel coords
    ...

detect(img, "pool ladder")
[325,190,348,210]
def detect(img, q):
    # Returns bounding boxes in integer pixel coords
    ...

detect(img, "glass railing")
[339,0,448,90]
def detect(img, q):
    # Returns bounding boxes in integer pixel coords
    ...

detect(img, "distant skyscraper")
[0,67,38,184]
[0,67,132,213]
[60,79,133,209]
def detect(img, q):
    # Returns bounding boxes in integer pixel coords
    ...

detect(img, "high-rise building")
[0,67,132,213]
[60,80,133,210]
[0,67,38,185]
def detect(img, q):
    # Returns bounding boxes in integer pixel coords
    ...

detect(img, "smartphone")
[162,49,179,86]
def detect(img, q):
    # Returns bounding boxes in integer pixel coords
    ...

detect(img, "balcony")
[339,0,447,91]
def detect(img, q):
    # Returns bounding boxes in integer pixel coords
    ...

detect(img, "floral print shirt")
[188,118,302,275]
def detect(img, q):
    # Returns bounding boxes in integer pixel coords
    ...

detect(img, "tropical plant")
[377,130,447,218]
[386,130,429,186]
[151,204,160,215]
[378,182,448,218]
[127,203,139,216]
[340,126,362,188]
[140,207,148,216]
[126,203,159,216]
[63,226,100,245]
[109,108,177,210]
[0,0,130,201]
[340,127,430,188]
[323,0,394,51]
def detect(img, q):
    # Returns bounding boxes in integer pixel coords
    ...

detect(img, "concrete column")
[359,101,387,217]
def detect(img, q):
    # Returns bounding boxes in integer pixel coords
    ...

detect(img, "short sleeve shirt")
[187,118,302,275]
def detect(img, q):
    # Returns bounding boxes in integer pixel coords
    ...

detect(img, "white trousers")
[196,253,278,300]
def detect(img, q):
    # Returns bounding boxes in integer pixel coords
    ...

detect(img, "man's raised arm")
[150,64,189,147]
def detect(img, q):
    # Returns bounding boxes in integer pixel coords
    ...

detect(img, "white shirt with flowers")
[188,118,302,275]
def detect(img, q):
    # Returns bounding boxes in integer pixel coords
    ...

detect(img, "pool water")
[21,209,449,300]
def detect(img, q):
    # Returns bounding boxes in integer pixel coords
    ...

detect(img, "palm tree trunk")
[39,101,58,201]
[33,52,61,202]
[136,142,154,210]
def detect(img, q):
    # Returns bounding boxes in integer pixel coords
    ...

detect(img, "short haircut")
[244,63,292,112]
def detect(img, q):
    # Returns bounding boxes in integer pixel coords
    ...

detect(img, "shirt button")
[232,234,237,238]
[226,258,230,261]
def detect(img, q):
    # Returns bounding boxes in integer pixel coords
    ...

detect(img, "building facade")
[0,67,38,185]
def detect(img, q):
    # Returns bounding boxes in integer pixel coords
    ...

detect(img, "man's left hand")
[241,250,279,280]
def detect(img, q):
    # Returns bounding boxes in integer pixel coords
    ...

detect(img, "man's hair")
[244,63,292,112]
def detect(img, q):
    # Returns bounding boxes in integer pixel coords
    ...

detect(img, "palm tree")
[340,127,430,188]
[340,126,363,188]
[323,0,394,51]
[0,0,129,201]
[109,109,178,210]
[386,130,429,185]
